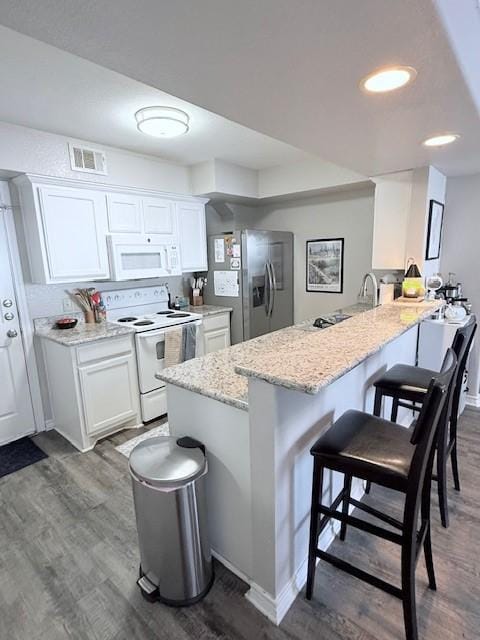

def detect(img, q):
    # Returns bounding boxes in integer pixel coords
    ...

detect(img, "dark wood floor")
[1,410,479,640]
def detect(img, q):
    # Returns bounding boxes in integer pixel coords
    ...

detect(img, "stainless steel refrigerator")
[203,230,293,344]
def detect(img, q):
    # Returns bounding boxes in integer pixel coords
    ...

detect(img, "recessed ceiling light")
[422,133,460,147]
[361,66,417,93]
[135,106,190,138]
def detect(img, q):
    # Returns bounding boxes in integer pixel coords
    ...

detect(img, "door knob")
[6,329,18,338]
[2,299,13,308]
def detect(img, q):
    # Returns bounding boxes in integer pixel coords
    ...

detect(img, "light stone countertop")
[34,315,134,346]
[187,304,233,317]
[234,301,442,394]
[156,343,249,411]
[157,300,441,409]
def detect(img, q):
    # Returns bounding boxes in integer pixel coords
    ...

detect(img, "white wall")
[192,156,368,200]
[441,173,480,397]
[406,166,446,279]
[258,157,366,199]
[238,187,375,322]
[0,120,190,193]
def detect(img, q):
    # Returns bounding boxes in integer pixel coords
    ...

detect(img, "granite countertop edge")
[157,373,248,412]
[34,315,134,346]
[187,305,233,317]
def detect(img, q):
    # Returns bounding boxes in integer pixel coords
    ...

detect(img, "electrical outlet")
[62,297,74,313]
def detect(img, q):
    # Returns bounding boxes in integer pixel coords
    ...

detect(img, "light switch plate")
[62,297,74,312]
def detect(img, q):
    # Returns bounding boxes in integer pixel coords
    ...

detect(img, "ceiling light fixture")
[361,66,417,93]
[135,106,190,138]
[422,133,459,147]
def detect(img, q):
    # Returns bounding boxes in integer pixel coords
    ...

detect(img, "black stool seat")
[374,364,433,399]
[311,410,413,491]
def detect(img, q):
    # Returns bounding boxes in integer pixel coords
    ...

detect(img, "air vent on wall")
[68,143,107,175]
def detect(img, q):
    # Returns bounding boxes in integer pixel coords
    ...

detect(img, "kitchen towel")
[182,322,200,361]
[164,326,183,368]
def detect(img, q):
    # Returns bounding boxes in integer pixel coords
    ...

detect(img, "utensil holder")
[84,310,95,324]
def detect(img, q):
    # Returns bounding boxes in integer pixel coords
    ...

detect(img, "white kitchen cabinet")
[15,177,110,283]
[143,197,177,237]
[78,354,139,435]
[202,312,231,354]
[41,333,141,452]
[106,193,143,233]
[178,201,207,272]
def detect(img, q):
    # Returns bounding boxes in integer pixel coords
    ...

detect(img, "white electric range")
[104,286,202,421]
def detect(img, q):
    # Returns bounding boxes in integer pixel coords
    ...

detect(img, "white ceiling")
[0,26,313,170]
[0,1,479,176]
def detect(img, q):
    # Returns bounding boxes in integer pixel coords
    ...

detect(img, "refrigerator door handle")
[264,263,270,316]
[268,261,276,317]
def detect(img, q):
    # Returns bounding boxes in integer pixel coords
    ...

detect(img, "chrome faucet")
[359,272,379,307]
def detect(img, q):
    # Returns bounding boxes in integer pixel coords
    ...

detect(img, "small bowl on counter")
[55,318,78,330]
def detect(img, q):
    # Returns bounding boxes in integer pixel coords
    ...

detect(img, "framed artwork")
[425,199,444,260]
[306,238,344,293]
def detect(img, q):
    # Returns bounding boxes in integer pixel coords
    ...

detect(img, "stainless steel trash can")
[129,435,213,606]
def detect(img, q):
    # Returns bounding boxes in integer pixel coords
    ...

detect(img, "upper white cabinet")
[106,193,143,233]
[143,197,177,237]
[177,201,207,272]
[16,179,110,284]
[371,171,412,270]
[14,175,208,283]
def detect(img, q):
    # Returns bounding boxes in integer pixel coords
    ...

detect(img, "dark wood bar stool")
[306,349,456,640]
[367,315,476,527]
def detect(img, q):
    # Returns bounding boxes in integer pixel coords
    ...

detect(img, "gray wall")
[441,173,480,396]
[229,187,375,322]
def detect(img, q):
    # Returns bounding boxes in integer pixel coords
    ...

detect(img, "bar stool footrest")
[316,549,403,600]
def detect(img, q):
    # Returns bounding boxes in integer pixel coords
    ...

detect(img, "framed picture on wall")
[306,238,344,293]
[425,199,444,260]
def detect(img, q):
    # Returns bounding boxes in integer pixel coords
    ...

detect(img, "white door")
[204,327,231,354]
[177,202,207,272]
[38,186,110,282]
[106,193,143,233]
[142,197,177,237]
[78,354,139,435]
[0,207,35,445]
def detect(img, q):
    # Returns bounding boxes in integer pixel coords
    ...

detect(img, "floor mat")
[0,437,48,479]
[115,423,170,458]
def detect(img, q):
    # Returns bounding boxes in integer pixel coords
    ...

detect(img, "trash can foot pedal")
[137,574,159,602]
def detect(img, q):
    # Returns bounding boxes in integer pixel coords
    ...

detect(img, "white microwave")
[107,234,181,280]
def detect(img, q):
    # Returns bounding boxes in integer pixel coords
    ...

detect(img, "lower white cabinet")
[78,354,139,436]
[41,334,141,452]
[202,312,231,354]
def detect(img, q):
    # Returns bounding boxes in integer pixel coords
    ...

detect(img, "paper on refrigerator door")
[214,238,225,263]
[214,270,239,297]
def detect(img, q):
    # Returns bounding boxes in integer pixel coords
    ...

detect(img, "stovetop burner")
[134,320,155,326]
[117,316,137,323]
[166,313,190,318]
[157,310,173,315]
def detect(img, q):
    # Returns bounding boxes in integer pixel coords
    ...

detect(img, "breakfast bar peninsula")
[157,301,440,624]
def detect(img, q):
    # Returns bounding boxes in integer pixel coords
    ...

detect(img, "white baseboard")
[211,549,250,585]
[45,419,55,430]
[466,393,480,408]
[244,482,365,625]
